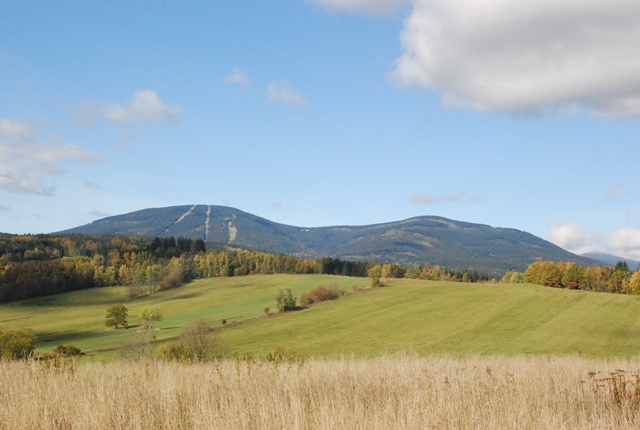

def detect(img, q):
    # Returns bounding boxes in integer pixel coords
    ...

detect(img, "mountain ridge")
[58,204,598,275]
[581,252,639,270]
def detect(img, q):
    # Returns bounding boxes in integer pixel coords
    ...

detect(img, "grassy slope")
[221,279,640,358]
[1,275,640,358]
[0,275,370,353]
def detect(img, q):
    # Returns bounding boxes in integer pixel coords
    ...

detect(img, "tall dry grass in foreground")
[1,354,640,429]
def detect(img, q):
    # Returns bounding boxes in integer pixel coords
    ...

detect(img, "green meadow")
[2,275,640,359]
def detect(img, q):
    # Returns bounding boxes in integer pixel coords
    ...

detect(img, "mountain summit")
[58,204,596,274]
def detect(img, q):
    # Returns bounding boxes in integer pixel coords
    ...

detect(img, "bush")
[0,327,37,360]
[158,344,189,361]
[160,319,227,362]
[54,344,82,357]
[299,285,343,306]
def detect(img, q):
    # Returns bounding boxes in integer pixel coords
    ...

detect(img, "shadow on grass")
[37,330,111,345]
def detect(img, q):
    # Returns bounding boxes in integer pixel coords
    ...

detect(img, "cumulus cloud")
[549,222,640,260]
[267,81,308,107]
[549,222,603,255]
[309,0,409,15]
[392,0,640,116]
[607,227,640,261]
[410,191,482,205]
[225,68,250,86]
[0,119,103,195]
[77,90,183,125]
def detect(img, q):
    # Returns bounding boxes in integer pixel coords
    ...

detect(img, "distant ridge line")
[56,204,599,275]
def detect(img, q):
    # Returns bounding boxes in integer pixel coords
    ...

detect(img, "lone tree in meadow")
[105,304,129,329]
[138,307,162,331]
[275,288,296,312]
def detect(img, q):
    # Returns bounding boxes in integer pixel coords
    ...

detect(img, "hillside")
[3,275,640,358]
[58,204,597,274]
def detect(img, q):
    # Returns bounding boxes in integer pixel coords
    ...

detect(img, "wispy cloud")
[272,201,284,211]
[225,68,250,86]
[309,0,409,15]
[82,179,102,191]
[409,191,482,205]
[0,119,33,143]
[77,90,184,125]
[267,81,308,108]
[390,0,640,117]
[605,183,620,199]
[89,208,110,218]
[0,118,103,195]
[0,204,11,212]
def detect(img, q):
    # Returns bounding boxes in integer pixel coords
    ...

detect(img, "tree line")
[503,260,640,294]
[0,233,496,303]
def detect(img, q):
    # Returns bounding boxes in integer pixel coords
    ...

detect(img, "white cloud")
[0,119,103,195]
[89,209,110,218]
[225,68,249,86]
[393,0,640,116]
[78,90,183,125]
[607,227,640,261]
[0,119,33,143]
[549,222,602,255]
[309,0,409,15]
[549,222,640,260]
[267,81,308,107]
[410,191,482,205]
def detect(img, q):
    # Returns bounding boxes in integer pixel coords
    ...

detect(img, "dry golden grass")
[2,354,640,429]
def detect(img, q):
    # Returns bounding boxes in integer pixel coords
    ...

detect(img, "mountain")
[581,252,639,270]
[58,204,598,275]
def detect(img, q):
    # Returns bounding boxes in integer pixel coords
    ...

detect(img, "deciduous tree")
[105,304,128,329]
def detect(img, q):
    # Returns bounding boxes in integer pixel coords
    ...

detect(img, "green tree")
[368,264,382,286]
[0,327,37,359]
[138,307,162,330]
[276,288,297,312]
[105,304,128,329]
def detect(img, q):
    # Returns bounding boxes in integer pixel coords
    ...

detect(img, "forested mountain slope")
[58,205,597,274]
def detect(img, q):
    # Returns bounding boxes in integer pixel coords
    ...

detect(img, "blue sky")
[1,0,639,260]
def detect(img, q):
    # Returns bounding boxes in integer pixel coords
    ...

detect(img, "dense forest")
[0,234,496,303]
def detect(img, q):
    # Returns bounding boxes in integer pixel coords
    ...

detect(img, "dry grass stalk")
[1,354,640,429]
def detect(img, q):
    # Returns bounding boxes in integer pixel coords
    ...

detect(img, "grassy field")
[2,275,640,358]
[3,355,640,429]
[221,278,640,358]
[0,274,370,354]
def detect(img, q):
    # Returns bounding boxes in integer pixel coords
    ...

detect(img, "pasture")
[1,275,640,358]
